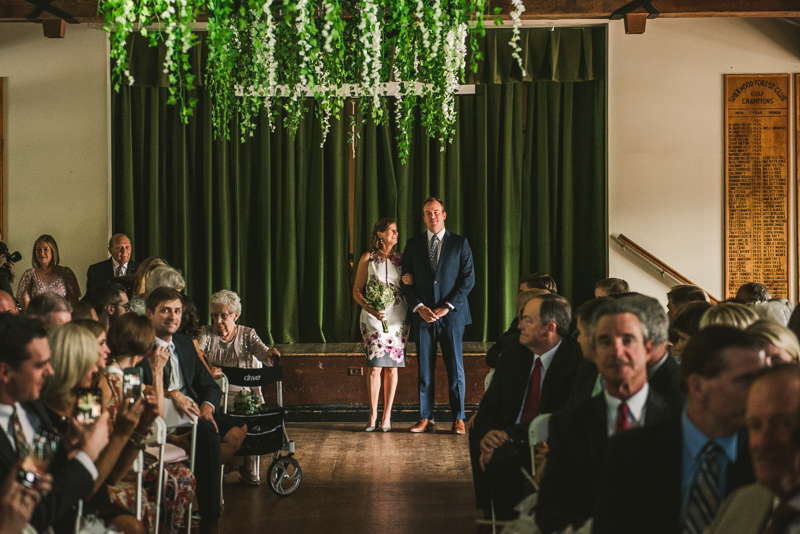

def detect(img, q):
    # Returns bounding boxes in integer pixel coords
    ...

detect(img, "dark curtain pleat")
[111,87,350,343]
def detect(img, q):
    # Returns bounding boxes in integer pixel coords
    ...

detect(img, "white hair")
[210,289,242,315]
[752,298,794,326]
[145,266,186,293]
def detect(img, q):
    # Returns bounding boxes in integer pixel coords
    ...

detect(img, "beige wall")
[608,17,800,303]
[0,23,110,297]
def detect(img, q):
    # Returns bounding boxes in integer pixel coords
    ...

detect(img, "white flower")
[509,0,527,77]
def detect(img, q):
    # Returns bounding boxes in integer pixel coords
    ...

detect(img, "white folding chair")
[528,413,551,478]
[137,405,197,534]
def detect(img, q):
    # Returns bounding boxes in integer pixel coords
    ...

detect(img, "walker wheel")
[267,456,302,496]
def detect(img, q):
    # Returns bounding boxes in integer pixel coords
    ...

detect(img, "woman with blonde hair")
[43,323,153,534]
[747,320,800,366]
[130,257,168,297]
[699,302,759,331]
[15,235,80,311]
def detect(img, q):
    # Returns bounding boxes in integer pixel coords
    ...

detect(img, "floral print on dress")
[360,251,409,366]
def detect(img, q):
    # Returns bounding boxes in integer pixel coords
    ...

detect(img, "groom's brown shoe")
[409,419,435,433]
[452,419,466,435]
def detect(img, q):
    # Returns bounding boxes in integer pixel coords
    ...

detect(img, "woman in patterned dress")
[16,234,80,311]
[353,218,410,432]
[100,314,195,534]
[196,289,279,486]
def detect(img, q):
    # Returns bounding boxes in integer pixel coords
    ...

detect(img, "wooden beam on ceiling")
[0,0,798,23]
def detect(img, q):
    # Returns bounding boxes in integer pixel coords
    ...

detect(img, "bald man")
[0,290,17,314]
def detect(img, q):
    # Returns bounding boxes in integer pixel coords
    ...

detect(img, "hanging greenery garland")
[102,0,514,161]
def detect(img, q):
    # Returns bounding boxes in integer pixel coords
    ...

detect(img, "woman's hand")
[112,397,145,439]
[402,273,414,286]
[0,462,44,534]
[210,366,224,379]
[267,347,281,358]
[369,307,386,321]
[148,345,170,374]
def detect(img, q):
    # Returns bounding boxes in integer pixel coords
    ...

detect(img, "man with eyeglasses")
[91,282,130,330]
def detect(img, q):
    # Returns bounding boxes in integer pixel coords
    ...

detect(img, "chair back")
[217,365,283,387]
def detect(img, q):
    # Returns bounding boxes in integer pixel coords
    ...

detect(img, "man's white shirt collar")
[604,382,650,436]
[427,228,446,243]
[536,340,562,372]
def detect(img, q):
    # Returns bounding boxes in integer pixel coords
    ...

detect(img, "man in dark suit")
[140,288,246,534]
[85,234,139,300]
[594,326,762,534]
[470,294,583,520]
[0,313,109,533]
[536,294,681,533]
[706,365,800,534]
[400,197,475,435]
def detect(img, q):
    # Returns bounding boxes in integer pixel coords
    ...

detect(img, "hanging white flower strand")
[258,0,278,131]
[440,22,467,148]
[103,0,137,90]
[358,0,383,121]
[316,0,343,145]
[509,0,526,77]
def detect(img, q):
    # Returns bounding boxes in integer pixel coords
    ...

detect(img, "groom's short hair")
[422,196,445,212]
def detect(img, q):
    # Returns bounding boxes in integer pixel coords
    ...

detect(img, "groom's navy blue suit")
[401,229,475,420]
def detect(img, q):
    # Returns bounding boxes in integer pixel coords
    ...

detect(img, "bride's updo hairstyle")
[370,218,396,252]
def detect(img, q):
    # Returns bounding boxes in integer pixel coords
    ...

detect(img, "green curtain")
[354,80,606,341]
[111,87,351,343]
[112,26,606,343]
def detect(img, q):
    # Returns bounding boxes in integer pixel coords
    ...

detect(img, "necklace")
[377,248,393,257]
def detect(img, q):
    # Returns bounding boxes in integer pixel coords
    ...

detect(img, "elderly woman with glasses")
[195,289,279,486]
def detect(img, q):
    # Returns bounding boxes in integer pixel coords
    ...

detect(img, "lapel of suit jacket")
[586,394,610,464]
[541,341,571,411]
[727,430,755,495]
[644,389,676,427]
[105,258,115,279]
[172,335,197,398]
[511,347,535,413]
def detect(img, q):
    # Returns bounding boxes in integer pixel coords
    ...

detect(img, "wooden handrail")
[614,234,720,304]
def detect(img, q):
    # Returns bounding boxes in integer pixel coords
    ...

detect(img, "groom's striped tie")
[683,441,722,534]
[429,235,439,272]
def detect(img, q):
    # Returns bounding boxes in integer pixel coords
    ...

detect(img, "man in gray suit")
[706,365,800,534]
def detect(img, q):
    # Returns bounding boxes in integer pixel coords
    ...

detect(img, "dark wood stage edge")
[269,342,492,423]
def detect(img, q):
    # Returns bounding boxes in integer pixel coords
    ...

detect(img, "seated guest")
[26,293,71,329]
[519,272,558,294]
[470,294,582,520]
[700,301,759,330]
[593,326,762,534]
[16,235,80,311]
[71,319,111,371]
[0,233,18,299]
[594,277,629,297]
[747,320,800,366]
[0,290,18,314]
[485,288,550,369]
[643,300,684,408]
[666,284,709,321]
[0,314,110,534]
[42,323,149,534]
[130,257,168,298]
[705,365,800,534]
[196,290,278,486]
[129,266,184,317]
[752,297,794,326]
[566,297,607,405]
[736,282,772,304]
[92,282,130,330]
[141,287,246,534]
[536,294,680,534]
[100,314,194,534]
[71,301,99,321]
[669,300,712,359]
[85,234,138,301]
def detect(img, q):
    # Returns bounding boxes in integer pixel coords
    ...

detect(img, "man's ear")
[105,304,116,317]
[145,309,152,318]
[0,362,13,386]
[546,322,557,335]
[686,373,705,400]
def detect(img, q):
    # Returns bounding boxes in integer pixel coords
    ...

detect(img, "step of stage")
[266,342,492,423]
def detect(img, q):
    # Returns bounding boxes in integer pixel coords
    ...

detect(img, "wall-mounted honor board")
[724,74,790,299]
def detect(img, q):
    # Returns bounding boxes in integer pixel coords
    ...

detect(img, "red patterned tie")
[615,402,630,434]
[520,358,543,423]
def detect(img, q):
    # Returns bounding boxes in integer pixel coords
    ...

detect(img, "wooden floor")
[219,422,481,534]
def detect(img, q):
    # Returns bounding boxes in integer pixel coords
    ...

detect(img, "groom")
[401,197,475,434]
